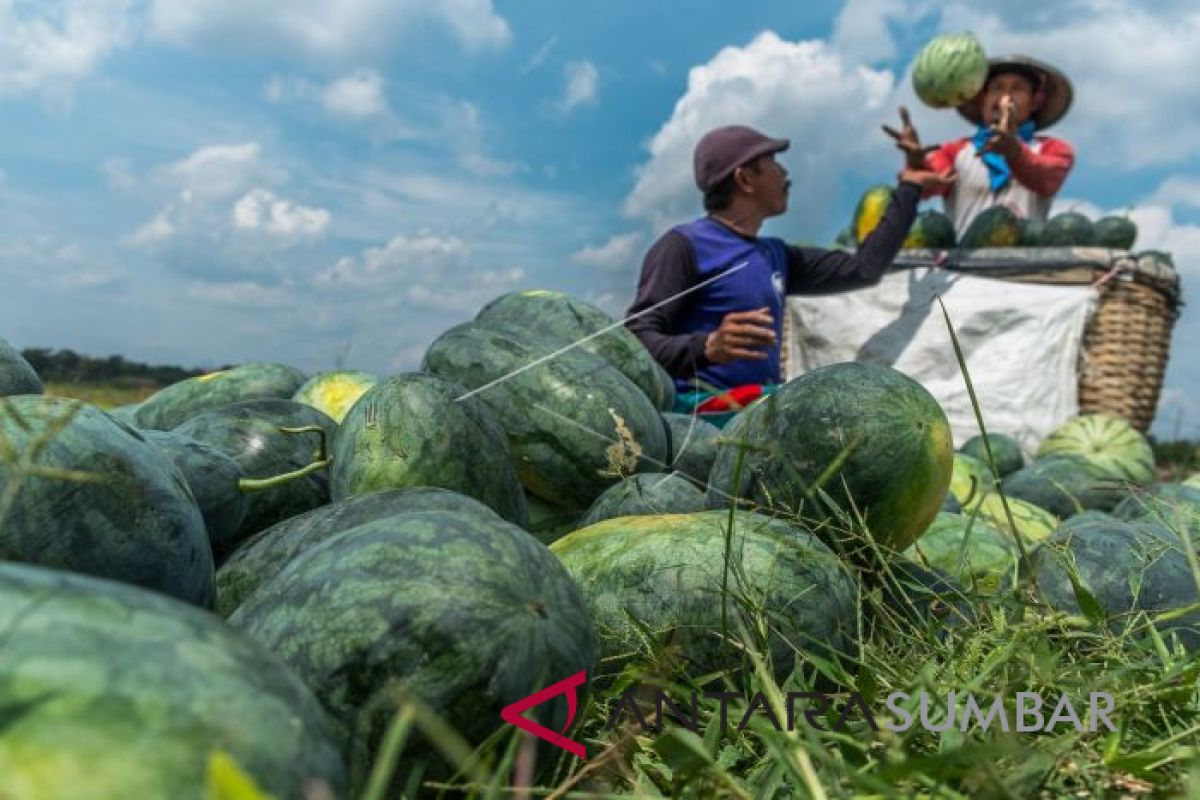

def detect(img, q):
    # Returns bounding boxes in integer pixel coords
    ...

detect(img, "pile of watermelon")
[840,184,1153,254]
[2,287,1198,796]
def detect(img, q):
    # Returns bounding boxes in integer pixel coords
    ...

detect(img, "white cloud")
[321,69,387,120]
[572,232,644,273]
[317,233,470,287]
[158,142,282,199]
[232,188,331,236]
[0,0,139,99]
[831,0,910,63]
[558,60,599,113]
[129,207,175,244]
[101,157,136,191]
[148,0,510,60]
[521,34,558,74]
[624,31,895,233]
[185,280,295,308]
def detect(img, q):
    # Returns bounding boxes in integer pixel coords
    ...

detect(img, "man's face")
[737,154,791,216]
[981,71,1042,128]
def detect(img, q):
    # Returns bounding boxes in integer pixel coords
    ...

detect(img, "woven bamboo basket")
[782,247,1181,432]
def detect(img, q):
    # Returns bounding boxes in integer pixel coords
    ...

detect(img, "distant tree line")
[21,348,228,387]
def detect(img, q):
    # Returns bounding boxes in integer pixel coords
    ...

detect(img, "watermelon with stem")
[0,562,346,799]
[331,372,527,525]
[0,396,214,607]
[0,336,42,396]
[229,508,596,791]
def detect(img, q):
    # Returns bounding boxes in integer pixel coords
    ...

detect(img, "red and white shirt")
[923,136,1076,234]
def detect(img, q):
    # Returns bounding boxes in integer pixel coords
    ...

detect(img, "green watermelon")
[107,401,142,425]
[0,396,214,607]
[577,473,706,528]
[1017,217,1045,246]
[975,491,1058,545]
[174,398,337,554]
[910,32,988,108]
[852,185,894,245]
[216,487,502,618]
[331,373,527,525]
[1031,513,1200,649]
[133,362,307,431]
[1036,413,1155,485]
[871,558,976,634]
[959,206,1022,249]
[0,337,42,396]
[902,210,956,249]
[1041,212,1096,247]
[1000,455,1129,518]
[1112,483,1200,549]
[1094,216,1137,250]
[706,363,953,557]
[422,321,669,509]
[293,369,377,423]
[906,512,1017,594]
[475,290,676,411]
[550,511,858,682]
[143,429,248,554]
[229,509,595,790]
[960,432,1025,477]
[0,562,346,799]
[663,412,722,489]
[949,452,990,508]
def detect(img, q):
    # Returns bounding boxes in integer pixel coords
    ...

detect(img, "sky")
[2,0,1198,438]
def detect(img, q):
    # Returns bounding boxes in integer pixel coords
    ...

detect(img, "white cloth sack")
[784,268,1099,455]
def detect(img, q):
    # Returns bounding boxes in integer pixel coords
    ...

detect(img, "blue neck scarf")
[973,120,1037,192]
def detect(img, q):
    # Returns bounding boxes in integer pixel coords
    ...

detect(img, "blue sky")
[2,0,1198,437]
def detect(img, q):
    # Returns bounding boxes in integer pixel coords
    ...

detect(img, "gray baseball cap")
[693,125,790,194]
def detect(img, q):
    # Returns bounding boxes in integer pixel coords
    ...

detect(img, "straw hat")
[957,54,1073,130]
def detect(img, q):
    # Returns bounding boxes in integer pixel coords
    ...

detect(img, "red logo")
[500,671,587,759]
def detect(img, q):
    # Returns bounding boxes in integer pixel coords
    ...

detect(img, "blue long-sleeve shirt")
[625,181,921,392]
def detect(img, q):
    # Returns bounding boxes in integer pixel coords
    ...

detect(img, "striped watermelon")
[975,491,1057,545]
[949,453,990,508]
[960,432,1025,477]
[852,185,894,245]
[906,512,1016,595]
[1036,414,1155,485]
[911,32,989,108]
[576,473,706,528]
[0,336,42,396]
[293,370,377,423]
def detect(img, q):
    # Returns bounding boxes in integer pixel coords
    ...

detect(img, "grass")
[42,379,159,409]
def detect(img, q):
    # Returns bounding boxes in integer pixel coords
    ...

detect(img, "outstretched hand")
[882,106,939,169]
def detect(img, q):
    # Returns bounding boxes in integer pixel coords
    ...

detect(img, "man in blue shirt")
[625,114,954,409]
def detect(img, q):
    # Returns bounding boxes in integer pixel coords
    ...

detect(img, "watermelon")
[577,473,706,528]
[960,432,1025,477]
[422,321,669,509]
[133,362,307,431]
[906,512,1017,594]
[902,210,956,249]
[217,487,502,618]
[293,369,377,423]
[871,558,976,634]
[143,429,248,554]
[959,206,1021,249]
[1112,483,1200,549]
[331,372,527,525]
[1094,216,1137,250]
[229,509,595,789]
[523,492,585,546]
[174,398,337,554]
[1017,217,1045,247]
[0,396,214,607]
[1041,212,1096,247]
[852,185,894,245]
[1036,413,1155,485]
[706,363,953,557]
[942,493,962,513]
[911,32,989,109]
[550,511,858,682]
[975,491,1058,545]
[663,412,722,489]
[475,290,676,411]
[1031,513,1200,650]
[0,562,346,799]
[1000,456,1129,518]
[0,337,42,395]
[949,452,990,508]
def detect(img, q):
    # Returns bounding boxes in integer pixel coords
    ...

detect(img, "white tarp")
[784,268,1099,455]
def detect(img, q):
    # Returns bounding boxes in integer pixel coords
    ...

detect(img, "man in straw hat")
[916,54,1075,235]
